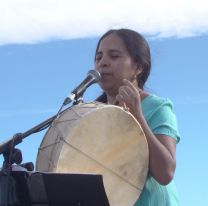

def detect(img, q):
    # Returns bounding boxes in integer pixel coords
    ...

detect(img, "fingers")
[115,78,142,108]
[123,79,141,94]
[116,86,130,104]
[118,80,139,100]
[116,93,125,106]
[119,86,131,97]
[116,94,130,112]
[114,79,143,118]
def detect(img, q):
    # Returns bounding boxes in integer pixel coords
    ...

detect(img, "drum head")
[36,103,149,205]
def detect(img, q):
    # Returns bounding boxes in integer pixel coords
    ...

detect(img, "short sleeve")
[148,99,180,143]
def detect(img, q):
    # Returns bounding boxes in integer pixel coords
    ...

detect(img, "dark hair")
[95,28,151,103]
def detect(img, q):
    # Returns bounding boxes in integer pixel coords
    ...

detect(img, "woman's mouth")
[101,72,112,78]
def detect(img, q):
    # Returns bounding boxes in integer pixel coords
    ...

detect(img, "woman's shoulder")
[142,94,173,109]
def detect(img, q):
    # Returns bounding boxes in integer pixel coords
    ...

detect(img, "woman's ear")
[131,67,142,83]
[136,66,143,77]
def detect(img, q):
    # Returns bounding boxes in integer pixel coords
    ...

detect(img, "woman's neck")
[107,95,118,105]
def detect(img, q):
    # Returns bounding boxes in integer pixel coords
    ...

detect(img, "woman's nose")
[97,55,110,68]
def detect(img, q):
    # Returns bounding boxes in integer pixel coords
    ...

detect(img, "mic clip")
[63,91,84,106]
[63,93,76,106]
[73,96,84,105]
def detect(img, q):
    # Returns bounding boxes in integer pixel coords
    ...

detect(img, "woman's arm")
[117,79,177,185]
[136,115,176,185]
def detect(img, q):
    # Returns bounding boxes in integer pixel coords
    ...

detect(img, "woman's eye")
[95,56,102,61]
[111,55,119,59]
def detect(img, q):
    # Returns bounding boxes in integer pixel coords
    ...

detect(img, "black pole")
[0,105,70,206]
[0,109,65,157]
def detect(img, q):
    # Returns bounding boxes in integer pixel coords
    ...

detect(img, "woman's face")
[95,33,139,96]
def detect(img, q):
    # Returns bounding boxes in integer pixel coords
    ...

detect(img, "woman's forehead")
[98,33,127,52]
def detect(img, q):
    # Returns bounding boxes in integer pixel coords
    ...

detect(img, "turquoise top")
[134,95,180,206]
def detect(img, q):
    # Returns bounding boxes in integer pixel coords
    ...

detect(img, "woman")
[95,29,180,206]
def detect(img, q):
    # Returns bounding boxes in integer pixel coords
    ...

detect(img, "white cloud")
[0,0,208,45]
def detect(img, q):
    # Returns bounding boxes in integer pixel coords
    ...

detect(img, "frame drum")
[36,102,149,205]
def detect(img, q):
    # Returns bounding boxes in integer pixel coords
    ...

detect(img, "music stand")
[5,171,110,206]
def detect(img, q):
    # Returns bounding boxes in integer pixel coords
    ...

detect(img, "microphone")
[63,70,101,105]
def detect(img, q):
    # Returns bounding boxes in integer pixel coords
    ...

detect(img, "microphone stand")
[0,92,81,206]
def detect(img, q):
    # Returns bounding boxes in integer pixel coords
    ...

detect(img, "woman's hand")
[116,79,143,119]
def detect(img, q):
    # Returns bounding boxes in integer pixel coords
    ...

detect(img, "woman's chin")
[100,84,118,96]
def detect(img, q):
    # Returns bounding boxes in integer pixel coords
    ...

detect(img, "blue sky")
[0,1,208,205]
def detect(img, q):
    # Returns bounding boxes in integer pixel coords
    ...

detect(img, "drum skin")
[36,102,149,206]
